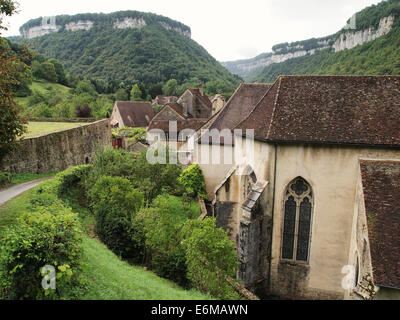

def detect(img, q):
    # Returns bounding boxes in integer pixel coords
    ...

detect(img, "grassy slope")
[15,79,70,108]
[0,181,211,300]
[22,122,88,139]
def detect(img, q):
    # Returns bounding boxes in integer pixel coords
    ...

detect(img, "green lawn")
[79,236,210,300]
[0,180,211,300]
[22,122,88,139]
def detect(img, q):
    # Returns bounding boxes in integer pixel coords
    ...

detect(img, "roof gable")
[153,103,188,121]
[198,83,272,145]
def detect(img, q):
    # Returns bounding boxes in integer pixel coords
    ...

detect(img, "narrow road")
[0,178,51,207]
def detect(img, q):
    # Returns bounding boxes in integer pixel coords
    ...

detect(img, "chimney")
[199,83,204,96]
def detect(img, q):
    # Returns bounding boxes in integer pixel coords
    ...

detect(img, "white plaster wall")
[230,135,400,298]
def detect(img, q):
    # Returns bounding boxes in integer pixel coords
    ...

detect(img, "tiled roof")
[360,160,400,289]
[236,76,400,148]
[115,101,155,127]
[198,83,272,145]
[188,88,212,110]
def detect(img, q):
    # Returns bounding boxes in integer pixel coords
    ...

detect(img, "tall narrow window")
[281,177,313,263]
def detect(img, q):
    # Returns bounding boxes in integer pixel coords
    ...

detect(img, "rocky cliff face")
[20,15,191,39]
[65,20,94,32]
[113,17,146,29]
[333,15,394,52]
[223,15,395,80]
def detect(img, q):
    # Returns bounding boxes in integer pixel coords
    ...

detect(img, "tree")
[0,1,28,165]
[115,88,129,101]
[0,1,16,33]
[33,62,58,82]
[163,79,178,96]
[49,58,68,85]
[130,84,143,101]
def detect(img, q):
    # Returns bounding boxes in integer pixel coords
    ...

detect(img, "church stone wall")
[2,119,111,174]
[231,136,400,299]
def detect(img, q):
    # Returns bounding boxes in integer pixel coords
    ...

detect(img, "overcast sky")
[1,0,382,61]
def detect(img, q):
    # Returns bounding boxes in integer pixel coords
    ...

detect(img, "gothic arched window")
[281,177,313,263]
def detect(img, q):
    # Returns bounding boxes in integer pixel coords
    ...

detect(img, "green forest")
[15,11,240,97]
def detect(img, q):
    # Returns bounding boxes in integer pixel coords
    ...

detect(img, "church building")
[193,76,400,300]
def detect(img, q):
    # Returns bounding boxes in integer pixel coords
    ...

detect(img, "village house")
[147,86,212,148]
[110,101,155,128]
[191,76,400,300]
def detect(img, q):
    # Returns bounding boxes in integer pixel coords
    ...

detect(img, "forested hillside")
[255,27,400,82]
[224,0,400,82]
[15,11,240,94]
[255,0,400,82]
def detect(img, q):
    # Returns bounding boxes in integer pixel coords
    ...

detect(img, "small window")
[281,177,313,263]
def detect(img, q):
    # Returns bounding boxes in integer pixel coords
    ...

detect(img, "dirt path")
[0,178,51,207]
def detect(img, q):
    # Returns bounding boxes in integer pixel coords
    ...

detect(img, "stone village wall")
[1,119,111,174]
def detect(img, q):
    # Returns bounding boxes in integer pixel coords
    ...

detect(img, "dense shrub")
[140,195,191,286]
[182,218,240,299]
[117,127,147,143]
[0,171,10,187]
[88,147,136,190]
[0,204,83,300]
[75,105,92,118]
[56,165,93,197]
[130,148,183,202]
[90,176,144,260]
[29,179,60,208]
[178,164,207,199]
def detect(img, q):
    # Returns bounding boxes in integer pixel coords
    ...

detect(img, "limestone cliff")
[19,11,191,39]
[223,14,396,81]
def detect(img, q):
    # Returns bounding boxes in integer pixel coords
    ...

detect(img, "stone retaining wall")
[2,119,111,174]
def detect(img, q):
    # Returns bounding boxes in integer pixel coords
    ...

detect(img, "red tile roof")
[198,83,272,145]
[115,101,155,127]
[360,160,400,289]
[236,76,400,148]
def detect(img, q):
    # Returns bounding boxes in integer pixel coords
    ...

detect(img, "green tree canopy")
[130,84,143,101]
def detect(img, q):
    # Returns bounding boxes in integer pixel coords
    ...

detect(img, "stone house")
[110,101,155,128]
[147,87,212,148]
[176,85,213,119]
[147,102,208,149]
[192,76,400,300]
